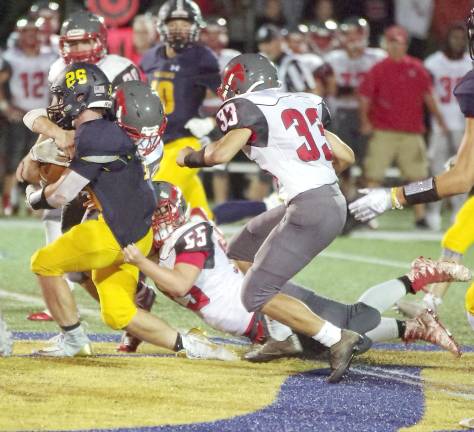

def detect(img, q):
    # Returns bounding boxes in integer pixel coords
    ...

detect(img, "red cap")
[385,25,408,43]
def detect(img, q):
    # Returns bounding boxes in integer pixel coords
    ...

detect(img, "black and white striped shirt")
[274,52,316,93]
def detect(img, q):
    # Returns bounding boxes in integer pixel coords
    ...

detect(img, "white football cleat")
[33,328,92,357]
[179,329,238,361]
[460,418,474,428]
[0,314,13,357]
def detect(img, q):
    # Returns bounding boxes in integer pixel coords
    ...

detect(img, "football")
[39,163,67,184]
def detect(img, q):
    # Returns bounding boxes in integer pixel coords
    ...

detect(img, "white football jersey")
[216,88,338,203]
[2,47,57,112]
[159,219,253,336]
[424,51,471,132]
[48,54,140,87]
[325,47,386,109]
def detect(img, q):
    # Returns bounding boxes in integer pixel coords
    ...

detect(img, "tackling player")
[140,0,220,218]
[26,63,234,361]
[123,182,463,361]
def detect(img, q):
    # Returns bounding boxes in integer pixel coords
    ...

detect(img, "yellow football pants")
[441,196,474,317]
[31,216,153,329]
[153,136,213,219]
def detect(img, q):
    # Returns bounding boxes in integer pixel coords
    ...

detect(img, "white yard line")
[319,251,409,269]
[0,289,99,318]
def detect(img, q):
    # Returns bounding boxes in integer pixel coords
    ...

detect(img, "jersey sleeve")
[195,47,221,93]
[175,250,210,269]
[454,70,474,118]
[110,63,142,88]
[215,97,269,147]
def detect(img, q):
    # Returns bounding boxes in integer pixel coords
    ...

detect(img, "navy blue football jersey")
[454,69,474,117]
[140,43,220,143]
[69,118,156,246]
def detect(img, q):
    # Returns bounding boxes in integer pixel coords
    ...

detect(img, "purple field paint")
[43,366,425,432]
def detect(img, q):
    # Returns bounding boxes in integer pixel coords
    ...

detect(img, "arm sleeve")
[47,170,90,207]
[215,97,269,147]
[454,70,474,118]
[175,250,210,269]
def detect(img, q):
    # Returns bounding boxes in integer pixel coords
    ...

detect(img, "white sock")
[422,293,442,310]
[467,312,474,331]
[265,317,293,341]
[366,317,399,342]
[312,321,341,347]
[43,219,62,244]
[358,279,407,313]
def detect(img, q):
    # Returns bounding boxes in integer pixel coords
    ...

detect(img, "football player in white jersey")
[324,17,385,197]
[0,16,57,216]
[123,181,463,361]
[423,22,471,230]
[176,53,369,383]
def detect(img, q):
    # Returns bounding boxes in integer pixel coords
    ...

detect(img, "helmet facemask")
[47,88,74,129]
[161,18,199,52]
[120,120,167,157]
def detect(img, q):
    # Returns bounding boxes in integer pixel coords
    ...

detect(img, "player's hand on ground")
[55,129,76,159]
[176,146,195,167]
[123,244,146,265]
[184,117,215,139]
[348,188,392,222]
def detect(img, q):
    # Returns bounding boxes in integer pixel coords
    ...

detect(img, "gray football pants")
[228,184,347,312]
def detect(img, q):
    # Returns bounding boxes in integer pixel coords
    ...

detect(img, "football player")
[176,52,369,383]
[348,9,474,333]
[0,312,13,357]
[140,0,220,218]
[19,9,144,322]
[25,63,235,361]
[123,182,463,361]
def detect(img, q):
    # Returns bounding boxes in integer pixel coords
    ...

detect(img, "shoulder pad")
[175,221,214,255]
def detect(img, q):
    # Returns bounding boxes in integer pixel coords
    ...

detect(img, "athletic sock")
[265,317,293,341]
[358,279,408,313]
[312,321,341,347]
[467,312,474,331]
[398,275,415,294]
[61,322,81,332]
[173,333,184,352]
[365,317,399,342]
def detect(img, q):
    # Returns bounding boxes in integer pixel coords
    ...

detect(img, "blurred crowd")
[0,0,473,230]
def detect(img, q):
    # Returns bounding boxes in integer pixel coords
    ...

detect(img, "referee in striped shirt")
[256,24,316,93]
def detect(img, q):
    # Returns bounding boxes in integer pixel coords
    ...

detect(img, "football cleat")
[406,257,471,293]
[395,293,443,319]
[178,328,238,361]
[327,329,363,383]
[27,310,53,321]
[244,334,303,362]
[33,329,92,357]
[459,417,474,428]
[117,332,142,353]
[403,309,461,357]
[0,314,13,357]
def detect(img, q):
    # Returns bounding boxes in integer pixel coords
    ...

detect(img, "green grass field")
[1,208,473,344]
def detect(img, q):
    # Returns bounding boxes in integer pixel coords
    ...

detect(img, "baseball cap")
[256,24,281,43]
[385,25,408,43]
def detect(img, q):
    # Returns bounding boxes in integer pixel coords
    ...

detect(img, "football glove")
[348,188,393,222]
[184,117,215,139]
[25,184,53,210]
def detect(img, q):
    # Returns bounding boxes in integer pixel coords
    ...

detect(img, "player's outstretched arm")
[177,128,252,168]
[123,244,201,297]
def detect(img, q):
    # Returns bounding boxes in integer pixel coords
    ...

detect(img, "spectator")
[132,14,157,65]
[431,0,473,43]
[256,24,316,93]
[0,17,57,216]
[256,0,286,29]
[424,22,471,230]
[394,0,434,58]
[358,25,447,228]
[313,0,336,24]
[325,16,386,198]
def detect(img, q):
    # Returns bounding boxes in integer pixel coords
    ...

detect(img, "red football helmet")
[151,182,189,249]
[59,10,107,64]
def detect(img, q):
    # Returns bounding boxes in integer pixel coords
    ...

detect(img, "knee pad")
[348,302,381,334]
[101,306,136,330]
[465,284,474,315]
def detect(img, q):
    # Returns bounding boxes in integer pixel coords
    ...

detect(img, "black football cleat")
[327,330,363,383]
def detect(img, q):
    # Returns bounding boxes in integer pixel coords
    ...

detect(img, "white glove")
[348,188,393,222]
[184,117,215,139]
